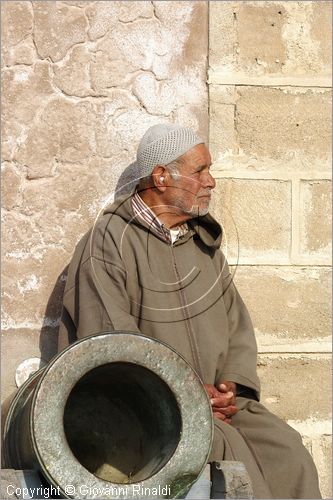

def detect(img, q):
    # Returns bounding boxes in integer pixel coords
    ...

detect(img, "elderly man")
[59,123,321,499]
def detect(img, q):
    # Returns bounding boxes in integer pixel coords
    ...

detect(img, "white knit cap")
[136,123,204,179]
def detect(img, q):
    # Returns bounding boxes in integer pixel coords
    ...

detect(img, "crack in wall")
[151,1,161,22]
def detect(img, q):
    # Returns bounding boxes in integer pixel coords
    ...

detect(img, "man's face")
[167,144,215,218]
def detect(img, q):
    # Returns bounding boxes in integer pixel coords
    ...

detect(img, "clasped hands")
[204,381,238,424]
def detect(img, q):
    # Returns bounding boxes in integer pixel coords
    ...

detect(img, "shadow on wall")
[39,266,69,361]
[115,162,140,199]
[39,162,140,360]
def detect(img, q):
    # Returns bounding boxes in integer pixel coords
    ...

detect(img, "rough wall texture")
[1,0,208,391]
[209,1,332,497]
[1,0,332,497]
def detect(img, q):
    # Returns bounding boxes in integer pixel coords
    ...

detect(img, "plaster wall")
[1,0,208,386]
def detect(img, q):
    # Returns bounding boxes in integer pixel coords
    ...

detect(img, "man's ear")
[152,165,168,192]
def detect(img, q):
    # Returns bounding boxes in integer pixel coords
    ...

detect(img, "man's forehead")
[182,144,211,165]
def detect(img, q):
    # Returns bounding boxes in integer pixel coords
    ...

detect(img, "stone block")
[209,2,236,67]
[309,1,332,68]
[32,2,87,62]
[233,266,331,348]
[300,180,332,257]
[2,62,53,120]
[6,38,36,66]
[2,244,69,331]
[209,1,332,78]
[314,436,332,499]
[2,210,41,259]
[93,96,137,158]
[2,62,53,161]
[89,1,207,88]
[53,45,94,98]
[210,86,332,170]
[235,2,287,74]
[236,87,331,164]
[257,355,331,421]
[86,1,154,41]
[153,1,208,68]
[2,160,111,258]
[209,85,238,156]
[1,1,34,66]
[297,435,331,498]
[15,99,97,178]
[90,30,141,90]
[173,105,209,144]
[210,85,237,106]
[132,71,206,117]
[210,179,291,262]
[1,163,22,210]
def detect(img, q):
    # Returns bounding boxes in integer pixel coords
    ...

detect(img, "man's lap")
[224,397,321,498]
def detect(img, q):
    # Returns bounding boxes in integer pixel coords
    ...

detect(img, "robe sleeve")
[58,225,141,352]
[215,257,261,399]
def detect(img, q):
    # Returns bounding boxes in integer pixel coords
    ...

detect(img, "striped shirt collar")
[131,192,188,245]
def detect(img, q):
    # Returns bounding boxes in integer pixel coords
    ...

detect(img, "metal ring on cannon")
[3,332,213,499]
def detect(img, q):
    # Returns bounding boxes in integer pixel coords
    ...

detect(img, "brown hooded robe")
[59,195,321,499]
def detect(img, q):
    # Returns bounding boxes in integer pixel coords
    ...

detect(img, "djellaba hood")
[101,193,223,250]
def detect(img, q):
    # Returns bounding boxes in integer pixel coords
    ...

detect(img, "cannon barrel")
[3,332,213,499]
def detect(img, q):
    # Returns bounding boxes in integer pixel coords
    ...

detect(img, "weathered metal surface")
[3,332,213,499]
[3,367,44,471]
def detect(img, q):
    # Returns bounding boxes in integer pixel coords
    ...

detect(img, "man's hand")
[204,381,238,424]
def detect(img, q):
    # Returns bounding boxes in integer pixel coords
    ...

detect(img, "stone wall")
[1,0,208,391]
[209,1,332,497]
[1,0,331,496]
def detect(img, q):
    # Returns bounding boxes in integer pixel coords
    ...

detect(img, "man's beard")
[172,193,211,218]
[183,204,210,217]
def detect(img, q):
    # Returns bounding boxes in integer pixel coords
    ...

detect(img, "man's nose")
[202,172,216,190]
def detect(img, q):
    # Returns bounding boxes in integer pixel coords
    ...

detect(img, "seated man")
[59,123,321,499]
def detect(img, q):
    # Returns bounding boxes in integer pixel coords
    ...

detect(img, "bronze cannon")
[3,332,213,499]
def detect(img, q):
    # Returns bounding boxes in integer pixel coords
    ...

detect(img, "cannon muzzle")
[3,332,212,499]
